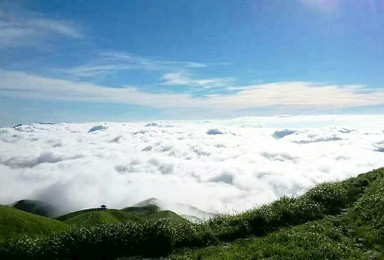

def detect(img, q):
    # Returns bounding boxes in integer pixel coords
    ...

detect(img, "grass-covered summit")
[56,205,187,227]
[0,168,383,259]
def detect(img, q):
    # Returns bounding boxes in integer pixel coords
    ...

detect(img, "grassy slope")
[55,208,99,222]
[56,207,186,227]
[144,210,188,224]
[0,205,66,242]
[0,202,187,243]
[172,217,366,259]
[172,168,384,259]
[122,204,159,216]
[1,168,383,259]
[60,209,141,227]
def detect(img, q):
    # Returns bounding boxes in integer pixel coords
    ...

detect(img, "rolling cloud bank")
[0,115,383,217]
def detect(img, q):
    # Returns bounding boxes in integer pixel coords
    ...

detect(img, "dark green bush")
[0,219,220,259]
[206,211,256,241]
[173,222,218,248]
[248,197,324,235]
[303,182,349,214]
[350,178,384,228]
[0,220,180,259]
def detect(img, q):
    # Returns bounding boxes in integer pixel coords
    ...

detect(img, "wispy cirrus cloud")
[67,52,206,78]
[99,52,206,69]
[161,71,234,89]
[0,3,82,48]
[1,69,384,111]
[300,0,340,13]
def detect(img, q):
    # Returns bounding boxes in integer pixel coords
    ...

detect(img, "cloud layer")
[0,115,383,216]
[1,69,384,111]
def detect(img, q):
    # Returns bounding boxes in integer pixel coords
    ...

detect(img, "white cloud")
[0,116,383,216]
[27,18,81,38]
[0,69,204,108]
[162,71,191,85]
[67,52,206,77]
[0,3,81,48]
[99,52,206,69]
[161,71,234,88]
[0,69,383,110]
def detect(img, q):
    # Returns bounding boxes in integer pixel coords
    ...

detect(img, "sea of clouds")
[0,115,384,217]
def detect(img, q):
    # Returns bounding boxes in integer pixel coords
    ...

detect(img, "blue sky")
[1,0,384,126]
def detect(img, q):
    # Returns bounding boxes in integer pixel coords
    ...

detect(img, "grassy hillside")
[56,206,186,226]
[57,209,141,227]
[122,204,159,216]
[144,210,188,224]
[13,199,58,217]
[0,205,66,242]
[55,208,99,222]
[0,168,383,259]
[172,168,384,259]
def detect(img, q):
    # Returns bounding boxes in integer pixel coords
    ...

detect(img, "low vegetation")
[172,168,384,259]
[56,209,141,227]
[0,205,66,243]
[0,168,383,259]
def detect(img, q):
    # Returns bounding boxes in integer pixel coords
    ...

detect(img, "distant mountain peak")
[131,197,216,222]
[12,199,59,217]
[133,197,161,207]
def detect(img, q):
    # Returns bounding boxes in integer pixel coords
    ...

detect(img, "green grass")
[122,204,159,216]
[0,205,66,243]
[57,209,141,227]
[56,207,186,227]
[171,217,366,260]
[144,210,189,224]
[1,168,383,259]
[171,168,384,259]
[0,220,217,259]
[55,208,99,222]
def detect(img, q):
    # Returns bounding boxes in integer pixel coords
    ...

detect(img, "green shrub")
[350,178,384,228]
[173,222,218,248]
[0,219,220,259]
[303,182,349,214]
[0,220,177,259]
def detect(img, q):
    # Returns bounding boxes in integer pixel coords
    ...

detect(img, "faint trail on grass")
[83,212,93,225]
